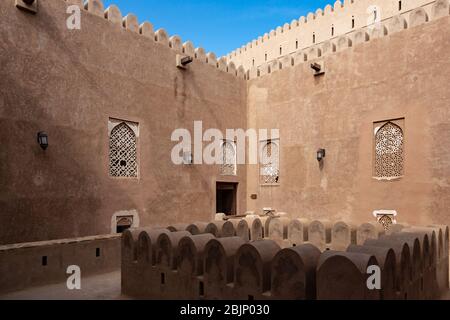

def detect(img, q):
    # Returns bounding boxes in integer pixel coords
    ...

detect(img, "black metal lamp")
[317,148,326,162]
[37,132,48,150]
[16,0,38,14]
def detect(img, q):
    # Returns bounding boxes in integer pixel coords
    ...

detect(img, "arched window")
[260,140,280,184]
[109,122,138,178]
[374,122,404,179]
[221,140,236,176]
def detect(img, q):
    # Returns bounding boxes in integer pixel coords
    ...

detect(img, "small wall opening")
[42,256,47,266]
[96,248,101,257]
[161,273,165,285]
[199,281,205,297]
[116,216,133,233]
[399,1,402,11]
[248,295,254,300]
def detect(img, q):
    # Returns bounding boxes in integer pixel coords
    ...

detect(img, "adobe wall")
[0,234,120,294]
[246,14,450,226]
[0,0,247,245]
[227,0,435,70]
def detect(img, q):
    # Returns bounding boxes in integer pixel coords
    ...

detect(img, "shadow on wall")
[0,3,138,245]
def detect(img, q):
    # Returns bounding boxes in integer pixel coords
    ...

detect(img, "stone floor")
[1,269,449,300]
[0,271,126,300]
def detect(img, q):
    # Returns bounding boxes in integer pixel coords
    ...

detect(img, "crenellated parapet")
[245,0,449,80]
[66,0,247,79]
[227,0,449,73]
[121,219,449,300]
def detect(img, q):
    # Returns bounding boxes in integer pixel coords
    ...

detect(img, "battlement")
[241,0,449,80]
[226,0,448,72]
[122,218,449,299]
[66,0,247,78]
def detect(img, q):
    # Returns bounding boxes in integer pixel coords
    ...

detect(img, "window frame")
[372,118,405,181]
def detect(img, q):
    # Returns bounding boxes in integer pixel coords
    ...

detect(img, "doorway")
[216,182,238,216]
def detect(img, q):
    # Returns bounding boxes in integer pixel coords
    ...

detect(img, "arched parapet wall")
[331,221,356,251]
[206,52,218,67]
[155,231,191,270]
[429,224,450,294]
[227,61,237,75]
[288,219,310,246]
[409,8,430,27]
[217,57,228,72]
[382,233,424,299]
[67,0,235,76]
[123,14,139,33]
[210,221,235,238]
[357,222,385,245]
[336,35,352,52]
[154,28,169,46]
[387,15,408,34]
[137,228,170,267]
[370,24,389,39]
[204,237,246,299]
[308,220,332,251]
[169,35,183,52]
[227,0,440,73]
[237,65,246,79]
[84,0,104,17]
[205,222,220,237]
[186,222,208,235]
[182,41,195,56]
[139,21,154,39]
[122,229,140,266]
[104,5,122,26]
[432,0,450,19]
[268,217,290,245]
[244,216,264,240]
[352,29,370,45]
[195,47,207,62]
[364,238,412,297]
[178,234,215,277]
[321,40,336,56]
[317,251,380,300]
[347,245,397,300]
[234,240,281,297]
[233,219,250,242]
[271,244,321,300]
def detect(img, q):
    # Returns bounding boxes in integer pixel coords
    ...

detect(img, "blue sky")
[102,0,333,57]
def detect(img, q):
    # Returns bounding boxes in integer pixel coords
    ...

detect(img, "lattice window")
[109,122,138,178]
[260,140,280,184]
[374,122,404,179]
[221,140,237,176]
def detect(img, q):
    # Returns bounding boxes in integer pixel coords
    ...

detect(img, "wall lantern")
[311,62,325,76]
[176,54,193,69]
[317,148,326,162]
[16,0,38,14]
[37,132,48,150]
